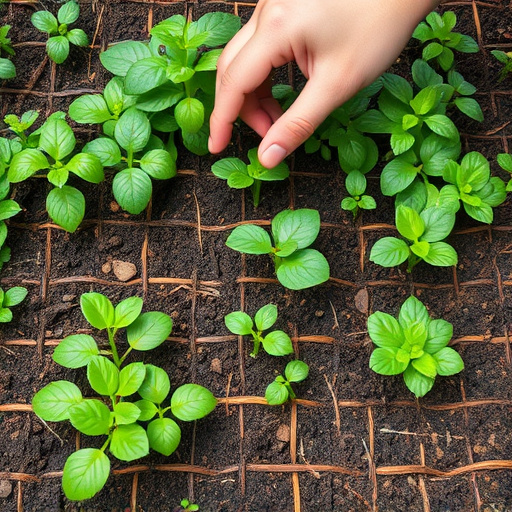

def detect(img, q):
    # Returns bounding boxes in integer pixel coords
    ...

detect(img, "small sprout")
[225,304,293,358]
[341,171,376,219]
[413,11,479,71]
[265,360,309,405]
[491,50,512,82]
[497,153,512,192]
[212,148,289,207]
[3,110,40,147]
[0,286,27,322]
[31,1,89,64]
[368,296,464,398]
[177,499,199,511]
[0,25,15,79]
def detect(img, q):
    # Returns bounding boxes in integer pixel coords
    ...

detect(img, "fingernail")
[260,144,287,168]
[208,136,214,153]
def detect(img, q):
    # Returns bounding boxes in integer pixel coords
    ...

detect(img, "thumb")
[257,73,360,168]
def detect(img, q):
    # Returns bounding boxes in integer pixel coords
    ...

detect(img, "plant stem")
[127,148,134,168]
[107,328,121,367]
[284,382,296,400]
[100,436,111,453]
[250,332,261,358]
[119,347,133,366]
[250,179,261,208]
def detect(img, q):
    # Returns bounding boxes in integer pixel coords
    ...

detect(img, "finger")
[209,35,283,153]
[258,68,361,168]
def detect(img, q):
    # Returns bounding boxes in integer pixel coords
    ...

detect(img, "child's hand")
[209,0,440,168]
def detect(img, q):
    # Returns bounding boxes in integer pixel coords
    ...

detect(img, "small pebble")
[102,262,112,274]
[210,358,222,374]
[112,260,137,282]
[62,294,76,302]
[276,424,290,443]
[0,480,12,498]
[315,310,324,318]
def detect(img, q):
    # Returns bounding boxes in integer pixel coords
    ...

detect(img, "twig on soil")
[329,300,340,330]
[193,189,203,254]
[37,417,64,446]
[324,374,341,434]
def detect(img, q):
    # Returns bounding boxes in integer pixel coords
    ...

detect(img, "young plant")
[175,499,199,512]
[0,25,15,79]
[370,204,457,272]
[341,171,376,219]
[368,295,464,397]
[412,11,479,71]
[7,116,104,232]
[265,360,309,405]
[491,50,512,82]
[226,209,330,290]
[3,110,40,148]
[31,1,88,64]
[497,153,512,192]
[99,13,240,155]
[225,303,293,358]
[0,286,27,321]
[82,106,176,214]
[211,148,289,207]
[443,152,507,223]
[32,292,217,501]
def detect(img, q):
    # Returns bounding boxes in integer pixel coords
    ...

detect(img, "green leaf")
[454,97,483,122]
[411,59,442,88]
[359,195,376,210]
[194,49,222,71]
[32,380,82,421]
[403,365,435,398]
[113,402,141,424]
[423,241,458,266]
[124,57,168,95]
[87,356,119,396]
[66,153,104,184]
[254,304,278,331]
[171,383,217,421]
[420,134,461,177]
[370,347,408,375]
[433,347,464,376]
[150,15,187,48]
[262,330,293,356]
[452,34,479,53]
[110,423,149,461]
[276,248,330,290]
[117,362,146,396]
[396,205,425,241]
[31,11,58,33]
[62,449,110,501]
[140,149,176,180]
[225,311,253,335]
[47,36,70,64]
[345,170,366,197]
[285,360,309,383]
[497,153,512,173]
[138,364,170,404]
[226,224,273,254]
[53,334,99,368]
[367,311,403,348]
[460,151,489,191]
[182,124,209,155]
[114,107,151,153]
[3,286,27,307]
[186,12,241,48]
[424,319,453,354]
[0,58,16,79]
[412,22,434,43]
[40,118,75,161]
[46,186,85,233]
[147,417,181,456]
[80,292,115,330]
[212,158,247,180]
[226,171,253,189]
[8,149,49,182]
[399,296,430,329]
[247,148,290,181]
[126,311,173,351]
[272,209,320,250]
[67,29,89,47]
[69,95,112,124]
[380,156,419,196]
[381,73,413,103]
[100,41,151,77]
[83,138,121,167]
[422,42,444,61]
[174,98,204,134]
[47,168,69,188]
[420,207,455,242]
[410,86,442,116]
[69,399,111,436]
[112,167,152,215]
[58,1,80,24]
[411,240,430,258]
[0,200,20,223]
[424,115,459,141]
[0,307,12,323]
[265,381,288,405]
[166,61,195,84]
[390,129,415,155]
[114,296,143,328]
[134,399,158,421]
[369,237,409,267]
[412,352,438,378]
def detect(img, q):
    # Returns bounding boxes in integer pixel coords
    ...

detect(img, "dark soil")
[1,1,512,511]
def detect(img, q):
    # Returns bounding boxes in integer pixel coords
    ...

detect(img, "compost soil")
[1,1,512,511]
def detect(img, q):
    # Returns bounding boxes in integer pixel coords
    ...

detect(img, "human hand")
[209,0,441,168]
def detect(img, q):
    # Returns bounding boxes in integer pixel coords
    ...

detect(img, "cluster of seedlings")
[0,3,510,505]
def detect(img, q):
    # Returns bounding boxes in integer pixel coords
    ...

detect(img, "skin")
[209,0,443,168]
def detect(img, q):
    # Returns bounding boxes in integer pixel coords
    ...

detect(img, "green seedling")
[226,208,330,290]
[175,499,199,511]
[0,25,15,79]
[225,303,293,358]
[99,13,240,155]
[341,171,376,219]
[368,295,464,398]
[443,151,507,224]
[31,1,88,64]
[412,11,479,71]
[32,292,217,501]
[0,286,27,321]
[265,360,309,405]
[370,204,457,272]
[212,148,289,207]
[7,116,104,232]
[82,106,176,215]
[353,73,460,157]
[411,59,483,122]
[497,153,512,192]
[491,50,512,82]
[3,110,40,148]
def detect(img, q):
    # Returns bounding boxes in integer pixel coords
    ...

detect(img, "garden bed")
[1,0,512,511]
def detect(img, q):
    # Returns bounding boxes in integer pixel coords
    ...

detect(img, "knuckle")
[220,69,237,89]
[285,117,315,142]
[262,2,288,30]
